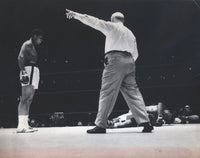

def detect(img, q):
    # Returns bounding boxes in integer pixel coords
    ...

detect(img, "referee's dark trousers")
[95,51,150,128]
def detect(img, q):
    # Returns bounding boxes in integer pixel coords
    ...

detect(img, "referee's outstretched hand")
[66,9,76,19]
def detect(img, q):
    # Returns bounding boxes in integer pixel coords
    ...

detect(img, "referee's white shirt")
[74,13,139,61]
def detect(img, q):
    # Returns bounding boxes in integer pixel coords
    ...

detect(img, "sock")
[17,115,26,129]
[24,115,29,128]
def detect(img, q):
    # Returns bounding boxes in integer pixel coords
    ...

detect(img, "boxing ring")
[0,124,200,158]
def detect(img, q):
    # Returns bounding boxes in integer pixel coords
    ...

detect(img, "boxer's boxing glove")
[20,70,29,84]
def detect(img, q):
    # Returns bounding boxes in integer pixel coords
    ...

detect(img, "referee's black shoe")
[87,126,106,134]
[141,122,154,133]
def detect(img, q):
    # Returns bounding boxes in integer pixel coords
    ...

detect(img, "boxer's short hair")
[31,29,43,38]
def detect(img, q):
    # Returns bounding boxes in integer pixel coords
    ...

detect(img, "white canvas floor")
[0,124,200,158]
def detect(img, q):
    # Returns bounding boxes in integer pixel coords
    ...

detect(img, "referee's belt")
[105,50,132,58]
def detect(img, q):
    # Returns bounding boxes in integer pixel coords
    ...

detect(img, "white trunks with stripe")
[20,66,40,89]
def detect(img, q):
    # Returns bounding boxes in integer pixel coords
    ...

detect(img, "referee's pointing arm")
[66,9,113,36]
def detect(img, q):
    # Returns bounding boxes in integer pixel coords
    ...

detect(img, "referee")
[66,9,153,133]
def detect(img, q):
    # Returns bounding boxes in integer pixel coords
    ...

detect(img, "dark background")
[0,0,200,120]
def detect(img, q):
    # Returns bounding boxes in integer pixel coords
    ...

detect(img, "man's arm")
[66,9,113,35]
[18,44,26,71]
[18,43,30,84]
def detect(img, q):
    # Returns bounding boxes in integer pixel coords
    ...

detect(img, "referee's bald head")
[111,12,124,23]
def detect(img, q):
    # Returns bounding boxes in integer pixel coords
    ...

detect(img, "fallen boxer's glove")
[20,70,29,84]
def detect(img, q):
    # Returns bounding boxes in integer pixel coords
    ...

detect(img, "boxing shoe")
[140,122,154,133]
[87,126,106,134]
[17,126,38,133]
[155,118,164,127]
[155,115,164,126]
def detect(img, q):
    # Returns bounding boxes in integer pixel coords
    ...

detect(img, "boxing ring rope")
[0,61,199,128]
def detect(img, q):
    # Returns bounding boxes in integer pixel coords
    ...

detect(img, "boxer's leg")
[17,85,35,133]
[155,102,165,126]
